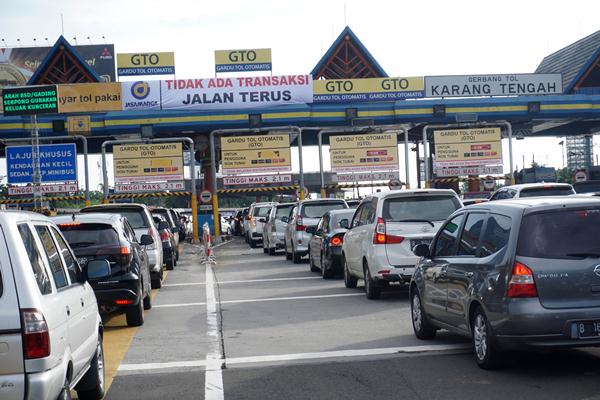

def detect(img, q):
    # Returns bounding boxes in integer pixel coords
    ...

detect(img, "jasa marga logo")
[126,81,159,108]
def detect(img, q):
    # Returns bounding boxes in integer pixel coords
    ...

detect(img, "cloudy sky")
[1,0,599,189]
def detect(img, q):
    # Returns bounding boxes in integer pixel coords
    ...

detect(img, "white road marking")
[117,344,471,374]
[205,263,224,400]
[153,293,364,308]
[163,277,321,287]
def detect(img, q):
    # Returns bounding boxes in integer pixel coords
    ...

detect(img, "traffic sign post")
[482,177,496,191]
[200,190,212,203]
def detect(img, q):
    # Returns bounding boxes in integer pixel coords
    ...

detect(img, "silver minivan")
[263,203,295,255]
[0,211,108,399]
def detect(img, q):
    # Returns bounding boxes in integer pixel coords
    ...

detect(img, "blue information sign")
[6,144,77,184]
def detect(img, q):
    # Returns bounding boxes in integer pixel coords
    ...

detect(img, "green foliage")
[556,167,573,184]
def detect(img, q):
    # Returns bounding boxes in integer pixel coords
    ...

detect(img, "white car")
[263,202,295,255]
[284,199,349,263]
[245,202,277,248]
[0,211,109,399]
[488,182,575,200]
[342,189,462,299]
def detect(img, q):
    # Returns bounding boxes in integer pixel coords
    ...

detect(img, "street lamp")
[558,140,565,168]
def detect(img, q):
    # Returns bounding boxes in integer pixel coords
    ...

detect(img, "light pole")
[559,139,565,168]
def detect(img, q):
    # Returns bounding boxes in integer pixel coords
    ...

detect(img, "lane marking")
[205,263,225,400]
[117,343,471,374]
[212,239,234,249]
[163,276,321,287]
[153,293,365,308]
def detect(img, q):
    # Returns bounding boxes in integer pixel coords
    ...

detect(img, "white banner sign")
[114,181,185,193]
[122,81,161,111]
[336,171,399,183]
[223,174,292,186]
[425,74,562,97]
[434,165,504,177]
[9,183,78,196]
[160,75,313,110]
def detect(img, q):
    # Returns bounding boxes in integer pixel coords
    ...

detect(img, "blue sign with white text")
[6,144,77,184]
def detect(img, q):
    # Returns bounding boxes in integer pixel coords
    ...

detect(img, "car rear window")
[573,181,600,194]
[58,223,119,248]
[383,196,461,222]
[331,210,356,229]
[519,187,574,198]
[517,208,600,259]
[301,202,346,218]
[275,205,294,219]
[253,206,272,217]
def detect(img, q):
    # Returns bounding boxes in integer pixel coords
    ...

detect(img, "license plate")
[576,321,600,338]
[77,257,89,266]
[410,239,431,250]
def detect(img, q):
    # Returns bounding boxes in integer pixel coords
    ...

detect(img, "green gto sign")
[2,85,58,116]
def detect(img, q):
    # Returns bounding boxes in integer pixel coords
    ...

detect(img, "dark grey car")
[410,197,600,369]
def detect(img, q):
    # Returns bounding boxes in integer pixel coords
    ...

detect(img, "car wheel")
[166,255,175,271]
[284,241,292,260]
[143,291,152,310]
[249,240,257,248]
[76,335,105,400]
[268,246,276,256]
[175,248,179,261]
[263,245,268,254]
[411,289,436,340]
[309,248,319,272]
[364,264,381,300]
[343,257,358,288]
[58,376,72,400]
[151,273,162,289]
[126,299,144,327]
[472,307,502,369]
[321,255,334,279]
[292,244,302,264]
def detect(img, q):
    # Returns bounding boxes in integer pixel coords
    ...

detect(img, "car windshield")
[331,210,356,229]
[517,208,600,259]
[253,206,272,217]
[301,202,346,218]
[519,187,574,197]
[88,209,148,229]
[382,196,461,222]
[275,205,294,219]
[58,223,119,247]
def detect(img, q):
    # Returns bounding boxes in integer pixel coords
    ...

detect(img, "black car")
[233,209,244,236]
[151,207,180,262]
[307,209,356,278]
[53,213,153,327]
[153,214,175,271]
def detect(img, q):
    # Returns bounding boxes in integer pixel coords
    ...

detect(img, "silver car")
[283,199,348,263]
[245,202,277,248]
[488,182,575,200]
[411,197,600,369]
[263,203,295,255]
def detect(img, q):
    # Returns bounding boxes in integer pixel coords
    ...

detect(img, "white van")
[0,211,108,399]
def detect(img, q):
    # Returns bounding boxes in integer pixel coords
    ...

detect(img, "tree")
[556,167,573,184]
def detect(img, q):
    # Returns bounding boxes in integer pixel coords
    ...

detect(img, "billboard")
[221,134,291,174]
[117,52,175,76]
[314,77,424,102]
[433,127,502,168]
[329,133,398,173]
[425,74,563,97]
[57,82,122,113]
[6,143,77,184]
[121,81,161,111]
[160,75,312,110]
[0,44,116,88]
[215,49,271,73]
[113,143,184,183]
[2,85,58,116]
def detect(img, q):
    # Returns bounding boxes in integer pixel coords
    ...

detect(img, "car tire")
[472,307,502,369]
[76,335,105,400]
[321,255,334,279]
[343,257,358,288]
[268,247,276,256]
[166,255,175,271]
[284,241,292,260]
[263,246,268,254]
[126,299,144,327]
[58,376,72,400]
[151,273,162,289]
[411,289,437,340]
[292,244,302,264]
[249,240,257,248]
[143,292,152,310]
[309,249,319,272]
[175,248,180,261]
[364,264,381,300]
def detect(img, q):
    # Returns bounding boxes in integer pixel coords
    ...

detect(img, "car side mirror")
[281,216,289,223]
[86,259,111,280]
[315,228,324,236]
[339,219,349,229]
[140,234,154,246]
[158,221,170,231]
[305,225,317,234]
[258,218,266,223]
[413,243,430,258]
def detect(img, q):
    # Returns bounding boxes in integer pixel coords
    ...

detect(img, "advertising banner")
[8,183,78,196]
[6,143,77,184]
[223,174,292,186]
[221,134,291,174]
[434,165,504,177]
[314,77,424,102]
[122,81,161,111]
[329,133,398,172]
[0,44,116,89]
[215,49,272,72]
[2,85,58,116]
[57,82,122,113]
[114,181,185,193]
[117,52,175,76]
[434,127,502,168]
[113,142,184,183]
[425,74,562,97]
[336,171,400,183]
[160,75,312,110]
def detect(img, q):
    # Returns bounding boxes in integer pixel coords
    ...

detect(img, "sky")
[1,0,599,191]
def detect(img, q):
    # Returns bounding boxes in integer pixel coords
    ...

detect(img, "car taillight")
[160,230,170,242]
[330,235,343,246]
[507,261,538,298]
[97,245,132,266]
[115,299,133,305]
[21,309,50,359]
[296,216,306,231]
[251,217,256,227]
[373,217,404,244]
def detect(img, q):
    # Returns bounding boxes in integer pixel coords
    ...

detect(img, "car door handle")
[66,306,70,317]
[80,298,85,307]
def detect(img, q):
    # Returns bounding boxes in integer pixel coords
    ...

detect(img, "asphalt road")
[105,238,600,400]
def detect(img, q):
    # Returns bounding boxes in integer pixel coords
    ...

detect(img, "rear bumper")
[91,274,141,307]
[27,365,63,400]
[368,251,414,283]
[147,247,162,273]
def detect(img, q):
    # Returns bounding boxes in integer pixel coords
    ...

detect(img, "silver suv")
[0,211,109,399]
[411,197,600,369]
[284,199,348,263]
[263,203,295,255]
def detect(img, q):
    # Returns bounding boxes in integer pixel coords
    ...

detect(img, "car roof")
[82,203,149,211]
[52,213,123,225]
[364,188,459,200]
[298,198,347,205]
[329,209,355,216]
[502,183,574,190]
[0,210,52,225]
[462,196,600,214]
[275,202,295,207]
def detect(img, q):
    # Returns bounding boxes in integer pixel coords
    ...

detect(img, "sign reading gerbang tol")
[425,74,562,97]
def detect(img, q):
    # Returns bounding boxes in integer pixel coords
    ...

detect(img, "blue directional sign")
[6,144,77,184]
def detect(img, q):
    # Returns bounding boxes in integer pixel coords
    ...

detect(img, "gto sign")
[117,52,176,76]
[215,48,272,73]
